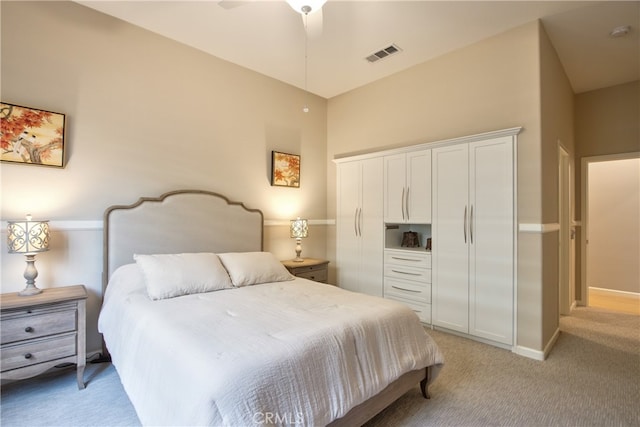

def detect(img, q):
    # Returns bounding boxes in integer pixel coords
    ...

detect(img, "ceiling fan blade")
[304,8,323,38]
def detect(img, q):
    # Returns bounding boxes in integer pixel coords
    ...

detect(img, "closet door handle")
[354,208,359,237]
[401,187,406,221]
[470,205,474,244]
[463,205,467,243]
[405,187,410,221]
[358,207,363,237]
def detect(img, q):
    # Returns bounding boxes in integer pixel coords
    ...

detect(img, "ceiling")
[75,1,639,98]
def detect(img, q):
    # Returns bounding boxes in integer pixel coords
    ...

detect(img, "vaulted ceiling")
[76,1,639,98]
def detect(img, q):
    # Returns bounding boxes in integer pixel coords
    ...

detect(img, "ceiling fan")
[218,0,327,37]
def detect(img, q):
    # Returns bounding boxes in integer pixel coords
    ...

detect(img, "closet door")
[406,150,432,223]
[360,157,384,297]
[383,154,406,223]
[337,161,362,293]
[468,138,514,345]
[432,144,469,333]
[336,158,383,297]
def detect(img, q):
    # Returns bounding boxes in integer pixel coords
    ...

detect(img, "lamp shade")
[7,215,50,254]
[290,218,308,239]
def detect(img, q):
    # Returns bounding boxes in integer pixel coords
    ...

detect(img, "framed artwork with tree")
[271,151,300,188]
[1,102,66,168]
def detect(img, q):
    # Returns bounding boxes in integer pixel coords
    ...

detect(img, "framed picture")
[1,102,66,168]
[271,151,300,188]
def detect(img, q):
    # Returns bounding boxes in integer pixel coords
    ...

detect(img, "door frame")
[580,151,640,307]
[558,144,572,315]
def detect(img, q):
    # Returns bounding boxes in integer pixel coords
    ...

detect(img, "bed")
[99,190,444,426]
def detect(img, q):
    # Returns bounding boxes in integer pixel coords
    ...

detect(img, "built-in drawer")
[384,278,431,303]
[385,294,432,324]
[296,268,328,283]
[1,306,77,345]
[1,332,77,372]
[384,250,431,269]
[384,264,431,284]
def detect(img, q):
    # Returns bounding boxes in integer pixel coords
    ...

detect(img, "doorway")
[581,153,640,315]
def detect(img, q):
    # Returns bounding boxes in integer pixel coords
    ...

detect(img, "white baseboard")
[589,287,640,299]
[514,327,560,361]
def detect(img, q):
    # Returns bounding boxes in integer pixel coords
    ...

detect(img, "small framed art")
[0,102,66,167]
[271,151,300,188]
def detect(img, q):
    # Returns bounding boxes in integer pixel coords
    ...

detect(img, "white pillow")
[217,252,294,287]
[134,253,233,300]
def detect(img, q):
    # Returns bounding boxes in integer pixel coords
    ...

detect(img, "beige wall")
[538,24,575,349]
[587,158,640,294]
[574,80,640,300]
[0,1,328,352]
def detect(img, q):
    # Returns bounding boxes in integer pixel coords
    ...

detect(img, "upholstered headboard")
[102,190,264,291]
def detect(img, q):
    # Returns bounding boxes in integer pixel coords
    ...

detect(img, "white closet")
[383,150,432,223]
[432,136,515,346]
[336,157,384,297]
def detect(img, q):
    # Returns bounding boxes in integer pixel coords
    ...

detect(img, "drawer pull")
[392,285,421,293]
[391,256,420,262]
[25,327,34,333]
[24,353,32,359]
[391,269,421,276]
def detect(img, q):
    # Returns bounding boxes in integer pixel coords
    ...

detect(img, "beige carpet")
[2,306,638,426]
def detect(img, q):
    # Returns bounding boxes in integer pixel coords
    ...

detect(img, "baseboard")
[514,327,560,361]
[589,287,640,299]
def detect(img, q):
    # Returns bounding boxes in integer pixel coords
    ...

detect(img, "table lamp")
[7,214,50,296]
[290,217,308,262]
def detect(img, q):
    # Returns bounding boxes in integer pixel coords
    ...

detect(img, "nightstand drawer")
[1,332,77,372]
[296,268,328,283]
[1,305,77,345]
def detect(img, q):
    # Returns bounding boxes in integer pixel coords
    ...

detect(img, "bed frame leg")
[420,367,432,399]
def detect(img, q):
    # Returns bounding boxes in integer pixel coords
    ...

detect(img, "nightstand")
[281,258,330,283]
[1,285,87,389]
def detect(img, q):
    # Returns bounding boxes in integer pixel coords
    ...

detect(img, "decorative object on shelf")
[290,217,308,262]
[426,237,432,251]
[271,151,301,188]
[401,231,420,248]
[7,214,50,296]
[0,102,66,167]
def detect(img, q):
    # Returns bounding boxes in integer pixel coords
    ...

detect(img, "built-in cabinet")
[335,128,519,349]
[432,136,515,346]
[384,150,432,223]
[336,157,384,297]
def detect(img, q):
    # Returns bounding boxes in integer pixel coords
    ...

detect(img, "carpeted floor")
[2,306,638,426]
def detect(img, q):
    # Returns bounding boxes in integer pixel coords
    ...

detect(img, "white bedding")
[99,264,444,426]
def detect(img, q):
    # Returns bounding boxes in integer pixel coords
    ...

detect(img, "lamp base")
[19,284,43,296]
[292,257,305,263]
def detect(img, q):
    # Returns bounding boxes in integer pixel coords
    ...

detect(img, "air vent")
[366,44,402,63]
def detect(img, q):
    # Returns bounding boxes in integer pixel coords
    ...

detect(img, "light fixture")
[610,25,631,38]
[290,217,308,262]
[286,0,327,15]
[286,0,327,113]
[7,214,50,296]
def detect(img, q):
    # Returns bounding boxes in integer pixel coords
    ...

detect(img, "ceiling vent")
[365,44,402,63]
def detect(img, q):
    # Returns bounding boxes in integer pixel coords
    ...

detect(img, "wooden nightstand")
[1,285,87,389]
[281,258,330,283]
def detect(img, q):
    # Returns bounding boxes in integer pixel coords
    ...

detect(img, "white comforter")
[99,264,444,426]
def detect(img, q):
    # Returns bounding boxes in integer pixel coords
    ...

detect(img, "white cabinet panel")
[384,150,431,223]
[432,137,514,345]
[337,158,383,297]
